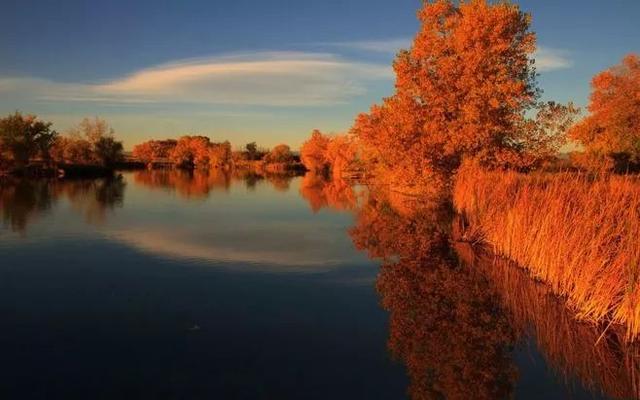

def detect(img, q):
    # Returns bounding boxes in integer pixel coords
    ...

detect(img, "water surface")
[0,170,635,399]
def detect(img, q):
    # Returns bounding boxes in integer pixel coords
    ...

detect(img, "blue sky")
[1,0,638,150]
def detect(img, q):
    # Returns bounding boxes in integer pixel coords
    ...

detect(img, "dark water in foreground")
[0,170,635,399]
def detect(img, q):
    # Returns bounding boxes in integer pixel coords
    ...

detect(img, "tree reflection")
[299,173,358,213]
[0,176,125,232]
[133,169,231,199]
[0,179,55,233]
[134,169,297,197]
[349,189,517,399]
[58,177,125,225]
[349,185,640,399]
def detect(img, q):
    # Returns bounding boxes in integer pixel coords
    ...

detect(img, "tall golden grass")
[453,164,640,341]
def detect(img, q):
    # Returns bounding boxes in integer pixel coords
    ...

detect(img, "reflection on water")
[349,190,517,399]
[1,170,638,399]
[1,176,125,232]
[346,185,640,399]
[299,173,359,213]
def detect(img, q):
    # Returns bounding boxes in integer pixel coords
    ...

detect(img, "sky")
[1,0,639,150]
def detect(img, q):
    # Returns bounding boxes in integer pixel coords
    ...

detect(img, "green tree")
[245,142,258,161]
[94,136,124,167]
[0,112,57,167]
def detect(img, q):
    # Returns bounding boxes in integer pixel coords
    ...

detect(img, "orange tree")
[169,136,211,169]
[300,129,330,173]
[132,139,177,165]
[352,0,575,191]
[569,54,640,172]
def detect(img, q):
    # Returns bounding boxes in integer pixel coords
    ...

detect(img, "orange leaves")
[569,54,640,171]
[351,0,544,192]
[264,144,293,164]
[132,139,177,164]
[300,129,330,173]
[300,130,357,179]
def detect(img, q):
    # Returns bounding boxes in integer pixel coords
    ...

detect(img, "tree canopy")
[0,112,57,167]
[569,54,640,171]
[350,0,576,191]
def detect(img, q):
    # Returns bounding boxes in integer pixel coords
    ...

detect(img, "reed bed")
[453,165,640,341]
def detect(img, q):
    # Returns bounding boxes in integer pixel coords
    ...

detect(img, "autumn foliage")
[300,130,357,179]
[350,0,576,193]
[50,117,124,167]
[569,54,640,172]
[132,139,177,165]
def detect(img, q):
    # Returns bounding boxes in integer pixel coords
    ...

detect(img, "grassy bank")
[453,165,640,340]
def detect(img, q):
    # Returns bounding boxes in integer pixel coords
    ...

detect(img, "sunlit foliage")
[300,130,358,179]
[351,0,576,193]
[300,129,330,174]
[264,144,294,164]
[132,139,178,165]
[569,54,640,172]
[208,141,233,169]
[169,135,211,169]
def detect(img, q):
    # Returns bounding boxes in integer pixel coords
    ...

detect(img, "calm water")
[0,170,635,399]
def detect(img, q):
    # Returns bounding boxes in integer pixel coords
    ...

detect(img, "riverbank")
[453,164,640,341]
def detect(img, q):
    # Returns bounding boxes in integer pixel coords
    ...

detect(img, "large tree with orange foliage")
[569,54,640,172]
[352,0,575,191]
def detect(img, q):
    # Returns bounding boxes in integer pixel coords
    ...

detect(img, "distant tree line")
[0,113,124,174]
[132,137,302,173]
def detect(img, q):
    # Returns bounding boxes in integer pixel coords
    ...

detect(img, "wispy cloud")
[0,52,391,107]
[325,39,573,73]
[322,37,411,54]
[534,46,573,72]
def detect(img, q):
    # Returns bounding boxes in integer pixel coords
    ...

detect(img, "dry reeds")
[453,164,640,341]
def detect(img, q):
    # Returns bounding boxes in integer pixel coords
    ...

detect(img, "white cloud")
[326,38,411,54]
[0,52,391,107]
[327,39,573,73]
[534,47,573,72]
